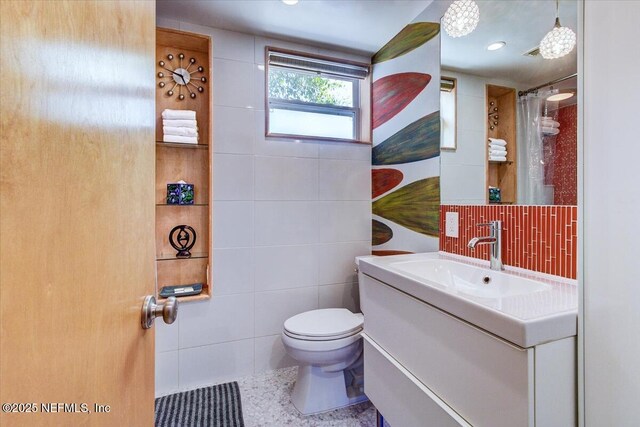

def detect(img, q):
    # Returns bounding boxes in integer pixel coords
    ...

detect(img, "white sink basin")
[390,258,551,299]
[358,252,578,347]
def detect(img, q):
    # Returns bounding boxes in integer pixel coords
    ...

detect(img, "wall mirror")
[440,0,578,205]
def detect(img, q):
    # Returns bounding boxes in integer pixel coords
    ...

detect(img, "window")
[266,47,370,142]
[440,76,457,151]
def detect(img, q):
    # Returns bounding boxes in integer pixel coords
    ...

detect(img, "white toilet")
[281,308,367,415]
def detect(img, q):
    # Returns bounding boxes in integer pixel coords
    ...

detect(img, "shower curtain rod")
[518,73,578,97]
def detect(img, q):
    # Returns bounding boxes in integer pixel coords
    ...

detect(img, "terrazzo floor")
[237,367,378,427]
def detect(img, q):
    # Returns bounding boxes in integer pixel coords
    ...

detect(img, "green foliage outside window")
[268,69,352,107]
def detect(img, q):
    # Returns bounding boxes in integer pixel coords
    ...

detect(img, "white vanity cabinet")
[360,273,576,427]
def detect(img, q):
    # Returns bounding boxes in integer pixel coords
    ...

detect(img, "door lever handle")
[141,295,178,329]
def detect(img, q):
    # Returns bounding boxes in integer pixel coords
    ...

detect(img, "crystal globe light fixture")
[540,1,576,59]
[443,0,480,38]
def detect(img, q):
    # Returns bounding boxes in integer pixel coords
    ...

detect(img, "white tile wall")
[254,245,318,291]
[319,159,370,201]
[179,340,254,391]
[317,201,371,243]
[155,19,371,396]
[254,287,319,337]
[212,59,255,108]
[319,282,360,313]
[456,94,486,133]
[156,317,180,353]
[440,129,486,166]
[318,141,371,161]
[254,201,319,246]
[440,164,486,201]
[212,201,254,248]
[317,241,369,285]
[208,28,255,63]
[213,154,254,201]
[213,106,254,154]
[254,156,318,201]
[211,248,254,295]
[156,351,180,397]
[254,334,297,374]
[179,294,254,348]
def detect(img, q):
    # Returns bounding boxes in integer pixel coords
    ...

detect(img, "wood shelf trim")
[158,292,211,303]
[157,142,209,149]
[157,27,209,53]
[156,252,209,261]
[156,203,209,207]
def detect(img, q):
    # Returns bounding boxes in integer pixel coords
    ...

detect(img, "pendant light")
[443,0,480,38]
[539,0,576,59]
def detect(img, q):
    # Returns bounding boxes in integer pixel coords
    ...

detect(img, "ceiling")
[157,0,578,90]
[156,0,433,56]
[441,0,578,88]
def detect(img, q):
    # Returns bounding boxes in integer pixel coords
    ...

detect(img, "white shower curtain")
[517,94,553,205]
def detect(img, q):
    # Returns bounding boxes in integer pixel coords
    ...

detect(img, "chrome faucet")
[468,220,503,271]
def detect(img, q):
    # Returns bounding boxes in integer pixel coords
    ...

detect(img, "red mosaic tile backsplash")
[440,205,578,279]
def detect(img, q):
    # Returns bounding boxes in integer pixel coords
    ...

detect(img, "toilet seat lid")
[284,308,363,338]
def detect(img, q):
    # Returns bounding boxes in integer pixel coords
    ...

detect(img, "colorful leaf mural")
[371,16,441,253]
[372,73,431,129]
[372,168,404,198]
[372,177,440,237]
[372,22,441,64]
[372,220,393,245]
[372,111,440,165]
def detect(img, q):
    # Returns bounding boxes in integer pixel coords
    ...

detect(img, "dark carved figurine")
[169,225,196,258]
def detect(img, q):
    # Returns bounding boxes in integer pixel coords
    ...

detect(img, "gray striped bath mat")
[155,382,244,427]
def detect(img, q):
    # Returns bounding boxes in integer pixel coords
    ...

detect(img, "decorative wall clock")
[157,53,207,100]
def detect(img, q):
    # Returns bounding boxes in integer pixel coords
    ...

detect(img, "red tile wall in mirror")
[552,104,578,205]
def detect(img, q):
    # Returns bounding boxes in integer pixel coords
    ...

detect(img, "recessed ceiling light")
[487,41,506,51]
[547,92,574,102]
[282,0,298,5]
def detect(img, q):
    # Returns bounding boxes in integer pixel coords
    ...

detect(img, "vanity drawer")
[363,335,470,427]
[360,274,534,427]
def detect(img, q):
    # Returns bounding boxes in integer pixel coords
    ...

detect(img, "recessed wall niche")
[155,27,212,302]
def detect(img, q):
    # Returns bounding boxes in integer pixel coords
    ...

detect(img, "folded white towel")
[488,138,507,147]
[489,155,507,162]
[163,135,198,144]
[541,119,560,128]
[164,126,198,137]
[488,145,506,152]
[162,109,196,120]
[489,149,508,156]
[542,127,560,135]
[163,119,198,128]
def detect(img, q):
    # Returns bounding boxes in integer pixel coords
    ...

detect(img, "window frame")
[265,47,371,144]
[440,76,458,151]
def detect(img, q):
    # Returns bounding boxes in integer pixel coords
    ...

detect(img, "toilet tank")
[355,256,376,316]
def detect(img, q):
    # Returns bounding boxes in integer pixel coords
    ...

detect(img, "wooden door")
[0,1,156,425]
